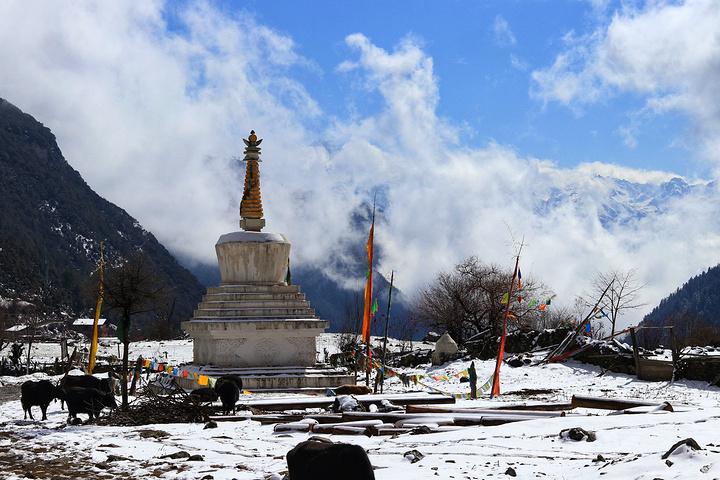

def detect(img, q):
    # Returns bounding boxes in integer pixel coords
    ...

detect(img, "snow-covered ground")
[1,339,719,479]
[0,333,417,367]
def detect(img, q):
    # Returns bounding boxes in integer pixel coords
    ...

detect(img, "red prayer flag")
[361,220,374,343]
[491,257,520,398]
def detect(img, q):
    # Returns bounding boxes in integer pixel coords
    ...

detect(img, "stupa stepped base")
[181,284,327,368]
[175,364,355,391]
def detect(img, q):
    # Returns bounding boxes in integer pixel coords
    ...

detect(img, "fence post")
[629,327,641,378]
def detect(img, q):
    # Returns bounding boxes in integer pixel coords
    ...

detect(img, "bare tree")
[589,269,645,336]
[101,253,167,409]
[0,305,12,355]
[413,256,553,345]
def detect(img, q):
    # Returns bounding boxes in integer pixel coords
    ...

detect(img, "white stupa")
[181,131,353,390]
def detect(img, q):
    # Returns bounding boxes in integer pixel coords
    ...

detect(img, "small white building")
[71,318,115,337]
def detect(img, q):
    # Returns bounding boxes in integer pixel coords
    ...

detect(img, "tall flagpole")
[362,196,376,386]
[87,241,105,375]
[379,270,394,394]
[490,243,522,398]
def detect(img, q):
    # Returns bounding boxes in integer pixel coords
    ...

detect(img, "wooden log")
[607,402,674,415]
[213,413,343,425]
[394,417,455,427]
[494,402,573,412]
[367,426,413,436]
[367,425,462,436]
[236,392,454,411]
[303,414,344,424]
[571,395,662,410]
[310,420,385,434]
[209,414,254,422]
[273,422,313,432]
[341,411,538,426]
[406,405,566,417]
[330,426,367,435]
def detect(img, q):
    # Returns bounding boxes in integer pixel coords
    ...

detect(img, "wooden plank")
[212,413,344,424]
[607,402,674,415]
[341,411,539,426]
[236,392,454,411]
[630,327,641,376]
[406,405,566,417]
[571,395,662,410]
[366,425,462,436]
[494,402,573,412]
[636,358,673,381]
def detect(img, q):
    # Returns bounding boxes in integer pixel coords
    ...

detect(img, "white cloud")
[510,54,528,71]
[0,1,718,331]
[493,15,517,46]
[531,0,720,162]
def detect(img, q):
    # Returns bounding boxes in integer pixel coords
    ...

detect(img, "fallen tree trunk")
[571,395,662,410]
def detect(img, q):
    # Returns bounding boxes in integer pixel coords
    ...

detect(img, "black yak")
[287,437,375,480]
[21,380,61,420]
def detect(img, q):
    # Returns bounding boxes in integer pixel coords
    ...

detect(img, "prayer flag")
[361,218,375,343]
[501,292,509,304]
[539,304,546,311]
[198,375,209,386]
[371,298,379,315]
[492,256,520,397]
[517,269,522,290]
[528,299,538,308]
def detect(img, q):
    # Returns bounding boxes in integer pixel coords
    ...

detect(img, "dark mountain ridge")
[0,98,204,328]
[639,264,720,346]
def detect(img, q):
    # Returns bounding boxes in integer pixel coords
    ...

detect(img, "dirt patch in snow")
[0,431,121,479]
[0,384,20,404]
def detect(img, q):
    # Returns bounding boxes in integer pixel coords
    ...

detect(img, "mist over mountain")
[0,98,204,326]
[536,175,711,228]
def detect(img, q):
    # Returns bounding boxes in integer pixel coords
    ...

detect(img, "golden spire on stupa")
[239,130,265,232]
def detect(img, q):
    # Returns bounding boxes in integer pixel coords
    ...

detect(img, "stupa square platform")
[180,130,354,391]
[184,284,328,368]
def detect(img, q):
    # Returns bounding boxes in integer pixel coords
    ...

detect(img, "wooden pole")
[629,327,641,378]
[542,280,615,364]
[364,194,377,387]
[670,326,679,382]
[490,247,522,399]
[379,270,394,394]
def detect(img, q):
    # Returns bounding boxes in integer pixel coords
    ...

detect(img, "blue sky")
[163,0,699,176]
[2,0,719,327]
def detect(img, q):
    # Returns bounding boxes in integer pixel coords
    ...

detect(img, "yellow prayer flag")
[198,375,209,386]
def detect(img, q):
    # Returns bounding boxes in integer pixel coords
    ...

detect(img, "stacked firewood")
[94,379,212,426]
